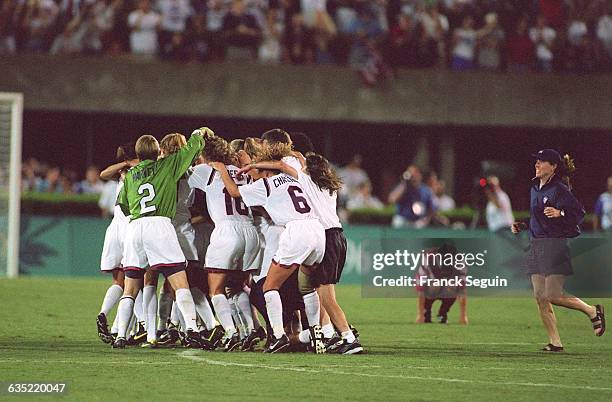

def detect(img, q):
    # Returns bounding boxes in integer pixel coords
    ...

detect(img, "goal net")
[0,93,23,278]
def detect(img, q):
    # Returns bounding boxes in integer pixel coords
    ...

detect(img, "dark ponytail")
[305,152,342,195]
[561,154,576,190]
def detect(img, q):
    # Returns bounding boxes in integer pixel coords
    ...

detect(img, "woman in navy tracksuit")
[512,149,605,351]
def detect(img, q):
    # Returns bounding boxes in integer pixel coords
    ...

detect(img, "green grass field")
[1,277,610,401]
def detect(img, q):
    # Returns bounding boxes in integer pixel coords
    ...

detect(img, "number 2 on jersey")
[138,183,156,214]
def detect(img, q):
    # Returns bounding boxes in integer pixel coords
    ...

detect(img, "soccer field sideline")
[1,277,611,401]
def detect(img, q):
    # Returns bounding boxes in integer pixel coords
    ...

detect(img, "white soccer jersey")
[174,174,194,225]
[297,170,341,230]
[113,180,129,224]
[239,172,316,226]
[282,155,302,171]
[189,164,253,224]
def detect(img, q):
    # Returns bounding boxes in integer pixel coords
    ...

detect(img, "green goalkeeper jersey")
[118,134,204,220]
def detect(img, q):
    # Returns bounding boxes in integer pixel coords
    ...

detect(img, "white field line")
[1,357,610,373]
[178,350,612,392]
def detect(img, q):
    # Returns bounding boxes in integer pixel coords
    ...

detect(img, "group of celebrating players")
[95,126,363,355]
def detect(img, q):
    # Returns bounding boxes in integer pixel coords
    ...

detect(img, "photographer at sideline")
[485,175,514,232]
[593,176,612,231]
[388,165,435,228]
[415,244,468,325]
[512,149,605,352]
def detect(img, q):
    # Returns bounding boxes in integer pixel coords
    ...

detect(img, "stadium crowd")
[2,0,612,76]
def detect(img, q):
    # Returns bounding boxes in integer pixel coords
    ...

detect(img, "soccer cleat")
[241,328,265,351]
[223,333,242,352]
[204,325,225,349]
[438,314,448,324]
[350,325,360,341]
[184,329,203,348]
[263,334,290,354]
[140,340,159,349]
[324,334,343,353]
[97,313,113,344]
[337,339,364,355]
[157,326,180,347]
[126,322,147,346]
[112,337,127,349]
[309,325,326,354]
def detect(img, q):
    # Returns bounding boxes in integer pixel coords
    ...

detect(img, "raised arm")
[100,159,137,181]
[238,160,299,179]
[209,162,240,198]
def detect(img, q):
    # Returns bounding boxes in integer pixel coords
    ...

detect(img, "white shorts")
[252,224,283,282]
[122,217,186,270]
[205,221,261,272]
[174,220,198,262]
[194,222,214,266]
[100,218,127,271]
[274,219,325,267]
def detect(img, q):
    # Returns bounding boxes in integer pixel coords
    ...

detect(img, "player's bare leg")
[165,269,204,348]
[208,271,241,351]
[113,271,144,349]
[262,262,298,352]
[97,269,125,343]
[532,275,563,350]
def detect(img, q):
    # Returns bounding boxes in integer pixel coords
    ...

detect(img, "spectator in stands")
[346,182,384,210]
[431,179,455,212]
[506,16,534,72]
[451,15,477,70]
[419,3,449,68]
[593,176,612,231]
[22,0,59,52]
[36,166,66,193]
[259,7,282,63]
[157,0,193,59]
[283,12,315,64]
[204,0,229,60]
[74,165,104,194]
[388,165,435,229]
[484,175,514,232]
[127,0,161,57]
[0,0,21,54]
[222,0,262,60]
[22,157,42,192]
[346,3,384,69]
[338,154,371,206]
[596,3,612,67]
[477,13,504,71]
[384,12,419,68]
[311,3,337,64]
[529,15,556,72]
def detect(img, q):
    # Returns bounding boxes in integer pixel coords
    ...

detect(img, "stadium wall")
[2,55,612,129]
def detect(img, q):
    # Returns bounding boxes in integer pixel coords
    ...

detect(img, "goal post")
[0,93,23,278]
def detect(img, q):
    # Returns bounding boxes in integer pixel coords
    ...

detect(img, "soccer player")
[111,127,212,349]
[241,151,363,354]
[211,141,326,354]
[189,135,261,351]
[96,144,139,343]
[512,150,605,351]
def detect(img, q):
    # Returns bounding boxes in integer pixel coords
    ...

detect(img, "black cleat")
[199,330,215,351]
[263,334,290,354]
[309,325,326,354]
[241,328,265,351]
[350,325,360,341]
[337,339,364,355]
[127,322,147,346]
[184,329,203,348]
[112,337,127,349]
[140,340,159,349]
[223,333,242,352]
[438,314,448,324]
[97,313,113,344]
[324,334,343,353]
[158,325,180,347]
[204,325,225,349]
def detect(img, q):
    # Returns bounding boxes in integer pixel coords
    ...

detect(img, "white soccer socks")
[236,291,255,333]
[116,296,135,339]
[190,287,218,330]
[302,291,321,328]
[143,285,158,343]
[264,290,285,339]
[211,294,237,337]
[157,291,173,331]
[100,284,123,316]
[134,290,144,324]
[175,288,198,332]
